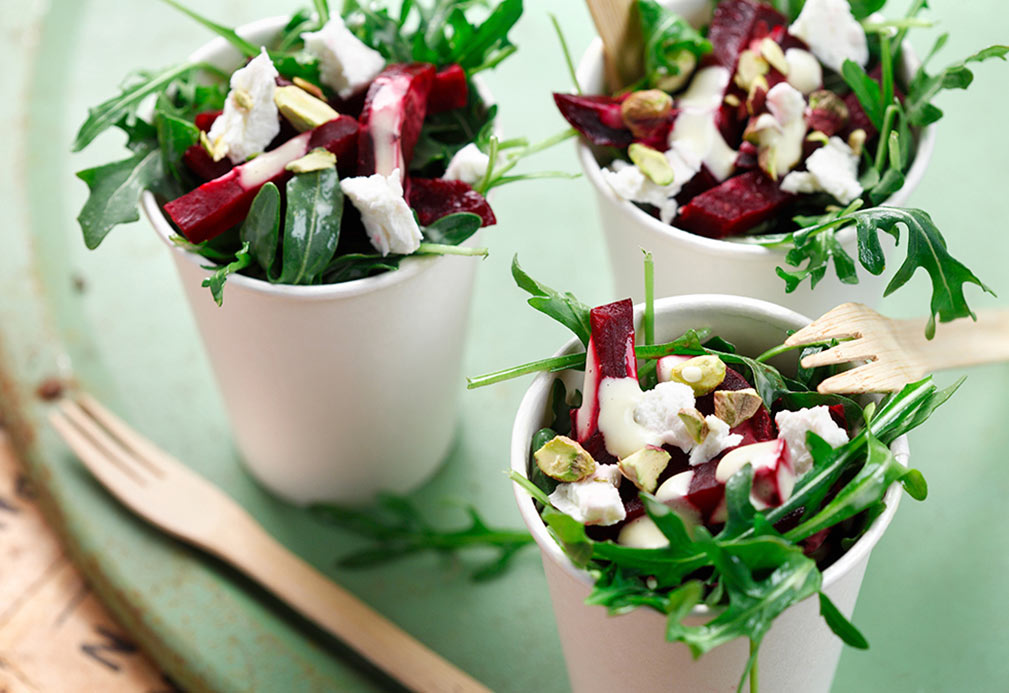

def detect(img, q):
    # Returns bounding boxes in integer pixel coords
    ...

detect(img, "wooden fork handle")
[585,0,643,90]
[214,516,490,693]
[905,308,1009,372]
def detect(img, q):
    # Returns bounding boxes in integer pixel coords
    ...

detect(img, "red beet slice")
[358,63,436,179]
[182,144,233,182]
[194,110,221,133]
[164,116,359,243]
[553,93,634,148]
[708,0,786,70]
[686,460,724,524]
[407,178,496,227]
[428,64,468,114]
[675,170,794,239]
[675,165,720,206]
[572,299,637,465]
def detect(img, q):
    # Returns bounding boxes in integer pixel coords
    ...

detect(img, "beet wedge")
[182,144,233,182]
[428,64,469,114]
[165,116,359,243]
[407,178,496,227]
[675,170,794,239]
[572,299,637,464]
[553,93,633,148]
[708,0,787,71]
[358,63,436,179]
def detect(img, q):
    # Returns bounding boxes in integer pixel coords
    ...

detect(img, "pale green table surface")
[1,1,1007,690]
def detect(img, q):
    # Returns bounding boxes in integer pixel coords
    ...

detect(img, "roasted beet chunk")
[687,460,724,524]
[708,0,786,70]
[428,64,469,114]
[407,178,496,227]
[182,145,233,182]
[194,110,222,132]
[675,170,794,239]
[553,93,634,148]
[358,63,436,178]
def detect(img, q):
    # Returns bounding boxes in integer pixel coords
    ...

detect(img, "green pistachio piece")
[233,88,254,111]
[275,85,340,132]
[628,143,675,186]
[760,38,789,76]
[618,446,671,493]
[848,128,867,157]
[677,408,709,444]
[735,50,769,91]
[713,388,763,428]
[666,355,727,396]
[621,89,674,139]
[286,148,337,173]
[534,435,596,482]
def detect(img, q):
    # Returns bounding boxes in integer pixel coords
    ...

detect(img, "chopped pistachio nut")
[758,143,778,180]
[233,88,254,111]
[286,148,337,173]
[808,89,849,123]
[628,143,675,186]
[200,129,228,162]
[745,75,769,115]
[677,407,709,444]
[275,85,340,132]
[714,388,764,428]
[848,128,867,157]
[760,38,789,75]
[735,50,769,91]
[665,355,727,396]
[621,89,674,138]
[724,93,741,108]
[654,50,698,93]
[806,130,830,145]
[293,76,326,100]
[534,435,596,482]
[618,446,671,493]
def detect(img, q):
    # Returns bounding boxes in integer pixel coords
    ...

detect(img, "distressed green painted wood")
[0,0,1006,690]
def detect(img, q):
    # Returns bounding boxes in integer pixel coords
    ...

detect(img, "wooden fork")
[785,303,1009,394]
[48,395,490,693]
[585,0,643,90]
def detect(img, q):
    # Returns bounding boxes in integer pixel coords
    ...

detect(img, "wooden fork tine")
[78,394,169,476]
[54,400,152,483]
[799,339,877,370]
[785,303,869,346]
[49,407,147,498]
[815,361,905,395]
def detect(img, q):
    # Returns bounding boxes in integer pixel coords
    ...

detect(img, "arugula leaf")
[818,592,869,649]
[323,253,403,283]
[72,62,208,151]
[311,493,534,582]
[201,241,252,306]
[840,59,883,129]
[906,44,1009,127]
[422,212,483,245]
[511,256,592,345]
[154,109,199,184]
[275,9,318,52]
[848,0,885,20]
[448,0,522,71]
[780,207,994,338]
[278,168,344,285]
[638,0,712,90]
[768,0,806,21]
[158,0,258,57]
[240,182,281,275]
[76,147,163,249]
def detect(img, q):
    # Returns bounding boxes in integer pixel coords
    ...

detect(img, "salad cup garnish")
[553,0,1006,337]
[474,254,957,689]
[73,0,575,304]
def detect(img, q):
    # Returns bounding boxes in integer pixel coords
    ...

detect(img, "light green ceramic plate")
[1,0,1007,690]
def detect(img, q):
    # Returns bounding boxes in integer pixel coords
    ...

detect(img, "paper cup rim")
[140,14,476,302]
[510,293,908,616]
[574,38,937,259]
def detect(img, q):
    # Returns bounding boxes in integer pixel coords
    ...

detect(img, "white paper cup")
[575,6,936,316]
[510,295,908,692]
[141,17,481,505]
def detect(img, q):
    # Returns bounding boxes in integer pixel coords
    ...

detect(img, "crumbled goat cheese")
[788,0,869,73]
[443,143,490,186]
[775,406,849,474]
[633,381,698,452]
[340,168,422,255]
[766,82,807,125]
[688,415,742,466]
[302,15,386,99]
[618,515,671,548]
[206,48,280,164]
[602,158,682,224]
[780,136,863,204]
[549,464,627,526]
[785,48,823,94]
[668,66,737,182]
[746,82,809,176]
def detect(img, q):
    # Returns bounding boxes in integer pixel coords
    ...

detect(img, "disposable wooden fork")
[785,303,1009,394]
[48,395,490,693]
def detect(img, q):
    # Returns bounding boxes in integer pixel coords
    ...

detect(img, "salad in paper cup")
[554,0,1005,335]
[471,257,958,690]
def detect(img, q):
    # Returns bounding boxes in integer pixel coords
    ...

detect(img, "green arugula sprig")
[311,493,535,581]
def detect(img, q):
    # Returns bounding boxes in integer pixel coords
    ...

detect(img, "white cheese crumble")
[749,82,809,176]
[632,381,698,452]
[340,168,422,255]
[785,48,823,94]
[443,143,490,186]
[689,415,743,466]
[207,48,280,164]
[669,66,738,182]
[788,0,869,73]
[775,406,849,474]
[302,15,386,99]
[548,464,626,526]
[601,155,692,225]
[780,136,863,204]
